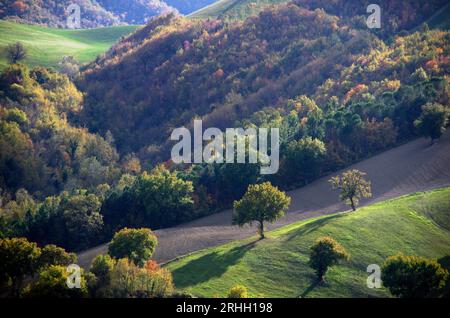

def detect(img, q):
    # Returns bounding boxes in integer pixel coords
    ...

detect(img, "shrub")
[382,253,448,298]
[227,285,248,298]
[309,236,350,282]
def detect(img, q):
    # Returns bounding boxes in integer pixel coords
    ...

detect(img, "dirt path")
[78,132,450,268]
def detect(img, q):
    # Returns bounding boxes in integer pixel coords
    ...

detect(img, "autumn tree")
[108,228,158,267]
[233,182,291,239]
[414,103,449,144]
[89,254,115,296]
[91,254,115,281]
[10,1,28,14]
[22,265,88,298]
[309,237,349,283]
[58,56,80,80]
[329,169,372,211]
[0,237,41,295]
[6,42,27,64]
[382,254,448,298]
[108,258,174,298]
[38,244,77,269]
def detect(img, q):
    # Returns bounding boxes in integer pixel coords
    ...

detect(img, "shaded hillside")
[0,64,123,197]
[79,1,449,158]
[79,5,371,154]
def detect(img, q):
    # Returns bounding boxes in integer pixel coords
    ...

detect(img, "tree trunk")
[350,197,356,211]
[258,221,265,240]
[317,269,326,284]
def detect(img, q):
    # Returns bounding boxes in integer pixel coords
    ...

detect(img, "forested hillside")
[191,0,449,24]
[0,0,121,28]
[1,0,449,257]
[75,0,449,215]
[79,0,448,155]
[0,0,217,28]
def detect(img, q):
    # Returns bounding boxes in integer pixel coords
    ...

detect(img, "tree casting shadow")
[171,241,257,288]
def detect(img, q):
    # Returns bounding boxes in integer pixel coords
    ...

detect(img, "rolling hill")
[166,0,218,15]
[0,21,139,70]
[164,187,450,297]
[78,0,449,157]
[189,0,289,20]
[77,130,450,268]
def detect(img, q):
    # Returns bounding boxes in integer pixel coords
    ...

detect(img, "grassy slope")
[0,21,139,70]
[165,188,450,298]
[189,0,288,20]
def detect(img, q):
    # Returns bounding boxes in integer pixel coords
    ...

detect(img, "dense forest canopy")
[79,0,449,156]
[0,0,120,28]
[0,0,218,28]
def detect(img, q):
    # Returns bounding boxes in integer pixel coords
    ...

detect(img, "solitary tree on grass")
[6,42,27,64]
[233,182,291,239]
[309,237,349,283]
[329,169,372,211]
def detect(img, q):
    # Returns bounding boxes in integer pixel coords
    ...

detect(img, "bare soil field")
[78,132,450,268]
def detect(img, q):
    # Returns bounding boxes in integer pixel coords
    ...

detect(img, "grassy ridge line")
[189,0,288,20]
[165,188,450,298]
[0,21,140,70]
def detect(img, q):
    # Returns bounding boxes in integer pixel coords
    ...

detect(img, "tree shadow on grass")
[171,241,257,288]
[300,281,319,298]
[285,213,345,242]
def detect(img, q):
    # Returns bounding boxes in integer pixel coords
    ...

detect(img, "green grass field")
[0,21,140,70]
[189,0,288,20]
[165,187,450,298]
